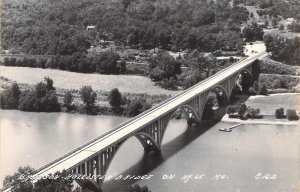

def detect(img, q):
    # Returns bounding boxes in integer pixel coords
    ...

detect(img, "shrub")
[118,60,127,74]
[80,86,97,110]
[149,67,165,81]
[227,105,238,116]
[275,108,285,119]
[123,98,151,117]
[286,109,299,121]
[258,83,268,95]
[247,107,261,118]
[158,77,178,90]
[237,103,247,119]
[248,87,257,95]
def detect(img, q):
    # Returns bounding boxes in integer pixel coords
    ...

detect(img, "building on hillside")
[86,25,96,30]
[286,18,296,25]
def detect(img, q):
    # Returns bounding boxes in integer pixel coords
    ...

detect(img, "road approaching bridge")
[2,51,267,192]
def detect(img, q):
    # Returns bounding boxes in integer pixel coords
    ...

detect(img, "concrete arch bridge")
[2,51,267,192]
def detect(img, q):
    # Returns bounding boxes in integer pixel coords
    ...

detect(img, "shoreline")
[221,114,299,125]
[247,92,300,100]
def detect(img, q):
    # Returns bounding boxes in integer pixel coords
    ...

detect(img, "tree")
[44,77,55,90]
[63,91,73,107]
[242,22,264,41]
[108,88,123,110]
[149,67,165,81]
[80,86,97,110]
[3,166,35,191]
[94,52,121,74]
[118,60,127,74]
[19,78,60,112]
[0,83,21,109]
[123,98,151,117]
[149,52,181,81]
[33,171,73,192]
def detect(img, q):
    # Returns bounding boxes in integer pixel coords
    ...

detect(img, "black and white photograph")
[0,0,299,191]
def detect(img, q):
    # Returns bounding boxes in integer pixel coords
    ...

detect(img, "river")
[0,109,299,192]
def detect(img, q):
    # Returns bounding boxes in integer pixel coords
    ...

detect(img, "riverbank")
[0,76,173,116]
[223,93,300,125]
[222,114,299,125]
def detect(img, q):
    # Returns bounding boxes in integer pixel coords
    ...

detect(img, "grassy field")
[246,93,300,115]
[0,66,180,95]
[260,57,297,75]
[264,29,300,38]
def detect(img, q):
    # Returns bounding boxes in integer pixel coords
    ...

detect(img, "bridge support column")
[197,92,209,121]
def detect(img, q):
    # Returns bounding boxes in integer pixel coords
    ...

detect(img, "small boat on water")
[219,123,244,132]
[219,128,232,132]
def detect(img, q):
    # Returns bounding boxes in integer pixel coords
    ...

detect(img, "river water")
[0,109,299,192]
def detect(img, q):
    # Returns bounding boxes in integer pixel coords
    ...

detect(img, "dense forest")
[234,0,300,19]
[2,0,249,55]
[264,35,300,65]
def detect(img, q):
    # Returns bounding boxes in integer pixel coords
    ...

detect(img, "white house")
[286,18,296,25]
[86,25,96,30]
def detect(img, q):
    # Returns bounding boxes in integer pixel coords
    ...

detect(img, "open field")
[0,66,180,95]
[246,93,300,115]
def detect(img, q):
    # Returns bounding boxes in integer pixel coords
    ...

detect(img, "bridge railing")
[34,56,255,174]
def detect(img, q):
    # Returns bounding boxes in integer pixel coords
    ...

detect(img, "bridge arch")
[159,104,200,145]
[200,84,230,121]
[135,132,161,152]
[230,69,254,101]
[208,84,230,101]
[180,104,201,123]
[101,132,160,182]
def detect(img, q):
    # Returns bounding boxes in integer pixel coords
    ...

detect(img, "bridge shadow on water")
[102,93,251,192]
[102,120,220,192]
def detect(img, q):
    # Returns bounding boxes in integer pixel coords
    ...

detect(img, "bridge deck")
[23,51,268,180]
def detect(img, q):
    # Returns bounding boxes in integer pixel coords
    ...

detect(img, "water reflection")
[0,109,128,187]
[1,109,299,192]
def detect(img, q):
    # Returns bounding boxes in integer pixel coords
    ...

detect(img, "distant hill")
[2,0,249,55]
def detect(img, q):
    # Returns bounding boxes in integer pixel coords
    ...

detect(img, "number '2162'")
[255,173,277,180]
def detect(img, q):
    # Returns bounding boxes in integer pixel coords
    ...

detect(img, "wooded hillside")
[2,0,249,55]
